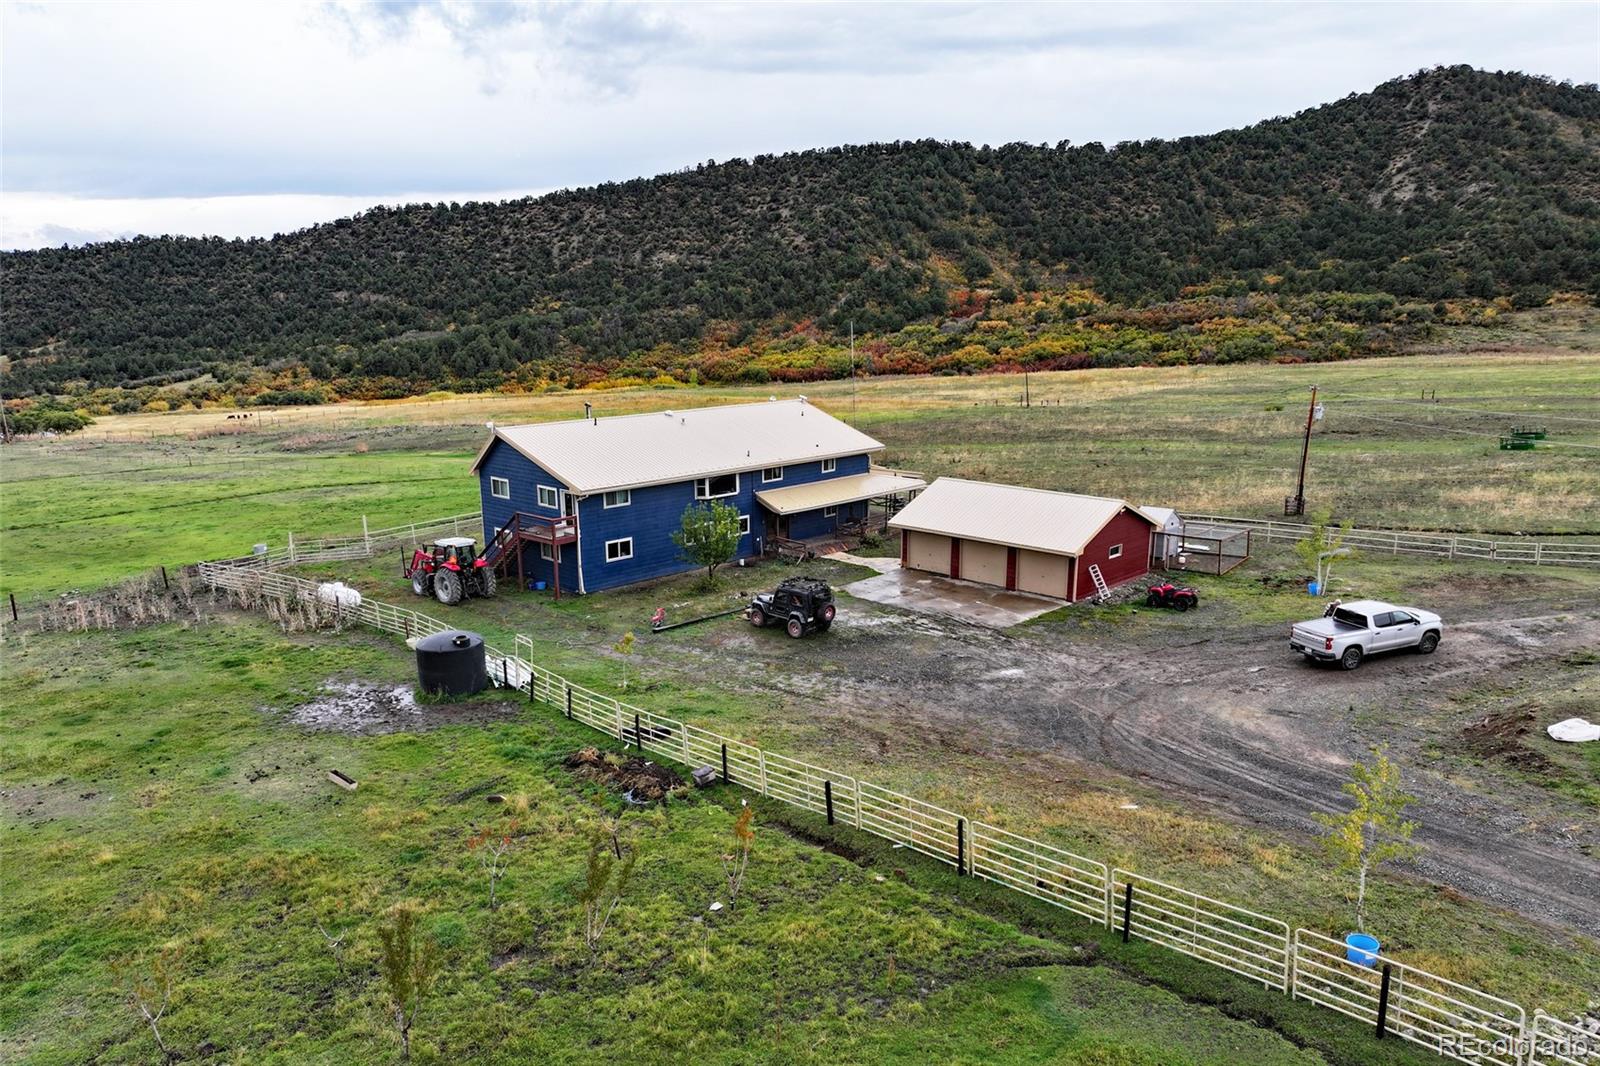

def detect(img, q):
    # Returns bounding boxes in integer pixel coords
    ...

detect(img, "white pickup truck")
[1289,599,1443,670]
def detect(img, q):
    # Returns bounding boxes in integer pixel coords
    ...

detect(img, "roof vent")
[663,411,674,417]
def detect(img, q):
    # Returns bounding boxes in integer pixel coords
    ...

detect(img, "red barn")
[888,478,1157,601]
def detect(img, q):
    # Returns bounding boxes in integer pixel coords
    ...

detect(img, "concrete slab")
[824,551,902,575]
[843,569,1066,628]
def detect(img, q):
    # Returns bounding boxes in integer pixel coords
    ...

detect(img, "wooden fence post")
[1121,882,1134,943]
[824,781,834,825]
[160,566,169,590]
[8,593,16,622]
[721,743,730,785]
[565,685,572,719]
[634,712,642,751]
[956,818,965,875]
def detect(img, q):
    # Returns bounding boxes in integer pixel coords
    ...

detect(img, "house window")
[539,543,554,561]
[489,476,510,500]
[603,489,631,509]
[823,506,838,518]
[762,466,784,483]
[605,538,633,562]
[1108,544,1123,559]
[738,514,751,536]
[693,473,738,499]
[536,484,560,510]
[820,457,837,474]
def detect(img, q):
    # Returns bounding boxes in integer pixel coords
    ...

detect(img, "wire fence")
[192,558,1596,1066]
[1179,513,1600,568]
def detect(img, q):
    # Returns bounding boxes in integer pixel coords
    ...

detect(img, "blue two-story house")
[469,398,926,594]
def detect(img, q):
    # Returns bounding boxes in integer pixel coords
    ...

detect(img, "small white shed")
[1138,506,1184,566]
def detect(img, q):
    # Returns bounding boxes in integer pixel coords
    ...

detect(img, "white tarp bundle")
[1546,717,1600,743]
[315,582,363,609]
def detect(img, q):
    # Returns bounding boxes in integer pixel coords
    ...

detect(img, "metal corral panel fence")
[1179,514,1600,568]
[856,782,963,868]
[1113,870,1290,991]
[970,822,1108,926]
[1528,1011,1599,1066]
[761,750,857,822]
[1293,930,1527,1066]
[194,564,1583,1066]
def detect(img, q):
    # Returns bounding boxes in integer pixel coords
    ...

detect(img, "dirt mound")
[564,747,684,802]
[1459,708,1552,772]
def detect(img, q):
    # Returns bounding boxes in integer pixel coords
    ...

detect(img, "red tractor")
[1146,581,1199,611]
[405,537,498,606]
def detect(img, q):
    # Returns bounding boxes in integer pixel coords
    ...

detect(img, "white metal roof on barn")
[889,478,1154,557]
[470,398,884,494]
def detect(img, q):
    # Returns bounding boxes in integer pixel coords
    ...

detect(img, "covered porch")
[755,467,926,559]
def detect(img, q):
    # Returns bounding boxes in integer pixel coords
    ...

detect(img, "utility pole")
[1288,385,1319,516]
[849,320,857,421]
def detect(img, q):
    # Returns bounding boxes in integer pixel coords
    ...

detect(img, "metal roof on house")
[755,469,927,516]
[888,478,1155,557]
[469,399,884,494]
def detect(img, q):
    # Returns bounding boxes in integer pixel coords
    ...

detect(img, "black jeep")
[748,577,836,638]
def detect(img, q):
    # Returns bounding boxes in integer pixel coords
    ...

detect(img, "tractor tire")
[411,572,431,597]
[478,568,498,599]
[1174,597,1191,612]
[1146,593,1162,608]
[1340,645,1364,671]
[749,607,766,628]
[1417,631,1440,655]
[786,617,805,639]
[433,568,464,606]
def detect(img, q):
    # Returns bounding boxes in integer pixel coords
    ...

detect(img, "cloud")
[321,0,685,94]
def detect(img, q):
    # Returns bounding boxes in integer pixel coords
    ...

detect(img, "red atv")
[1146,581,1198,611]
[405,537,497,606]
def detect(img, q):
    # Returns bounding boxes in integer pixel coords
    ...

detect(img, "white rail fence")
[1294,929,1529,1066]
[1180,513,1600,568]
[195,560,1594,1066]
[1529,1012,1600,1066]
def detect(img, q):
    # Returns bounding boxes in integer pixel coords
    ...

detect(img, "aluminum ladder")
[1087,563,1111,602]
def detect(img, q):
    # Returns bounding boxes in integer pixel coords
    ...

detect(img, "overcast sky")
[3,0,1597,250]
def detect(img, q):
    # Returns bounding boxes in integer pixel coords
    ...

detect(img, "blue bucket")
[1308,580,1321,596]
[1345,933,1380,967]
[529,580,547,591]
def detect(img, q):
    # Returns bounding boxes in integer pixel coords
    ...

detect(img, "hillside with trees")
[2,66,1597,408]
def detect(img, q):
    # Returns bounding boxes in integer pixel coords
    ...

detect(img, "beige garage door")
[961,539,1008,587]
[905,531,952,575]
[1016,549,1070,598]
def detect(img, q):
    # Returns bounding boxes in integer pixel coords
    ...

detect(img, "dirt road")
[689,593,1600,932]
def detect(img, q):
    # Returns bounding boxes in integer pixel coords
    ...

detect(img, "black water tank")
[415,630,488,697]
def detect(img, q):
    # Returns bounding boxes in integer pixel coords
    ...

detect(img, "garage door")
[905,531,952,575]
[961,540,1008,587]
[1016,549,1070,598]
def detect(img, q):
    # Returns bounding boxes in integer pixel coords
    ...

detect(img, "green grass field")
[2,617,1450,1065]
